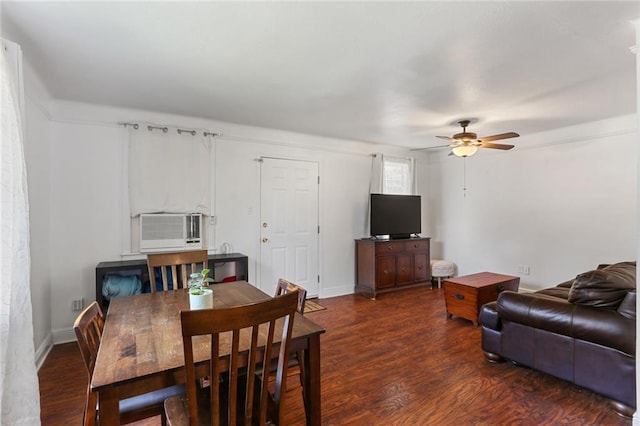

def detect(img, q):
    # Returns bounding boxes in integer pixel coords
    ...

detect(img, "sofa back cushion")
[568,261,636,309]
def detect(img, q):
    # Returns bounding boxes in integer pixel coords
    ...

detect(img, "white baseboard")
[52,327,76,345]
[35,333,53,371]
[319,284,535,299]
[319,285,353,299]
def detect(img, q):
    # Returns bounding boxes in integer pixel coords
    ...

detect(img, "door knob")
[262,237,269,243]
[262,222,268,228]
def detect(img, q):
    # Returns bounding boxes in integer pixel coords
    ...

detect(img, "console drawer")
[405,240,429,251]
[375,242,405,254]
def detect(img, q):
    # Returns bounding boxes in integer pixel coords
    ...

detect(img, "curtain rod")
[117,121,219,138]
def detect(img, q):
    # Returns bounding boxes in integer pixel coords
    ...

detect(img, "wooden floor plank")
[39,286,631,425]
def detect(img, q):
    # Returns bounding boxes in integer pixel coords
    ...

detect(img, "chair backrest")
[276,278,307,314]
[179,291,298,426]
[73,302,105,426]
[73,301,105,377]
[147,250,208,292]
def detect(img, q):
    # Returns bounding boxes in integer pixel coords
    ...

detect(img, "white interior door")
[260,158,319,297]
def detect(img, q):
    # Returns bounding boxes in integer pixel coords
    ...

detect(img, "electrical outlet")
[71,298,84,312]
[517,265,524,274]
[523,266,531,275]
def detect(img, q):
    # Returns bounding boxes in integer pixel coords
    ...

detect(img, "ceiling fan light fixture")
[432,120,519,155]
[451,145,478,157]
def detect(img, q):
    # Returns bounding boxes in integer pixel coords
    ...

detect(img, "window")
[369,153,416,196]
[382,156,414,195]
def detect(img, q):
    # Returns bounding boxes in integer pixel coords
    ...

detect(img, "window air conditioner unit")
[140,213,202,252]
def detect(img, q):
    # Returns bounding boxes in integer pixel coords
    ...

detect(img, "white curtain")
[128,125,211,216]
[369,153,384,194]
[0,41,41,425]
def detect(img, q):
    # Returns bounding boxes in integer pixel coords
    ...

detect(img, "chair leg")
[297,350,307,417]
[85,386,98,426]
[297,351,305,389]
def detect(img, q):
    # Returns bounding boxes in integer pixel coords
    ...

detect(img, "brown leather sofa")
[479,261,636,418]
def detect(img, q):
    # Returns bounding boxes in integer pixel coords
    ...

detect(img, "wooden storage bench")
[444,272,520,325]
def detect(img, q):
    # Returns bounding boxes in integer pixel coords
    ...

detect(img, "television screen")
[370,194,421,239]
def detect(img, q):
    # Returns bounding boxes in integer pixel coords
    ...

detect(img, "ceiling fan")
[435,120,519,157]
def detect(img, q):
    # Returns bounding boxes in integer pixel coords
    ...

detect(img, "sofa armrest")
[618,292,636,319]
[497,291,635,356]
[479,301,501,330]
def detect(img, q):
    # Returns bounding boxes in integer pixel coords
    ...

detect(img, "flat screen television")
[370,193,421,239]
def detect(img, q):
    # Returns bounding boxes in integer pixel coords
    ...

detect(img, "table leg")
[98,386,119,425]
[302,334,321,426]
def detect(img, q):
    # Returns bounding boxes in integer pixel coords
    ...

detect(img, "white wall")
[42,100,411,341]
[213,137,372,297]
[48,120,127,341]
[427,114,638,291]
[22,58,53,365]
[632,19,640,425]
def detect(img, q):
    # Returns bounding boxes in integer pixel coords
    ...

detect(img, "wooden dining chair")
[74,301,184,426]
[274,279,308,388]
[164,290,299,426]
[74,302,104,426]
[147,249,208,292]
[275,278,307,314]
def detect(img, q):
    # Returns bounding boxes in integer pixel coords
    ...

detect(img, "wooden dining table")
[91,281,326,425]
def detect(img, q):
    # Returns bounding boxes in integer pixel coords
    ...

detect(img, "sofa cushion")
[536,286,570,300]
[497,291,635,355]
[568,262,636,309]
[555,279,575,289]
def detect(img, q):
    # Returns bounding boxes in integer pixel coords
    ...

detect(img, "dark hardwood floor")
[39,286,631,425]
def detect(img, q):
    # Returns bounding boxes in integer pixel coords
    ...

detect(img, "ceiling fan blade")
[436,135,456,142]
[477,132,519,142]
[479,142,515,150]
[410,144,451,152]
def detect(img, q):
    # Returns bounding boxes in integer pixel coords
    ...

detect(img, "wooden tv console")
[355,237,431,299]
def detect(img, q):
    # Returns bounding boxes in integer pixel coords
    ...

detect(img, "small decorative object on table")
[188,268,214,310]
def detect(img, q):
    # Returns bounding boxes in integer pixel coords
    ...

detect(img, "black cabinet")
[95,252,249,312]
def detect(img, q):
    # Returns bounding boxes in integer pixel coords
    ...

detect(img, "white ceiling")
[2,1,639,149]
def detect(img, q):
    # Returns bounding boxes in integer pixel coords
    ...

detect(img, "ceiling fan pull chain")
[463,157,467,197]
